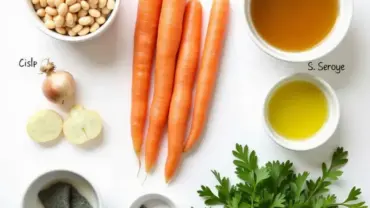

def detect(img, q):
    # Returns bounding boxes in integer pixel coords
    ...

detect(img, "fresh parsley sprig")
[198,144,367,208]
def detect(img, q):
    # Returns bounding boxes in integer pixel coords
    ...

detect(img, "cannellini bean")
[32,0,40,4]
[56,27,67,34]
[40,0,47,7]
[69,3,81,13]
[95,16,105,25]
[101,7,110,15]
[89,17,95,25]
[78,16,93,25]
[89,9,100,18]
[78,27,90,36]
[44,14,53,22]
[80,1,89,10]
[88,0,98,5]
[57,3,68,16]
[66,0,76,6]
[98,0,106,8]
[68,29,77,36]
[78,10,88,17]
[45,7,58,16]
[45,20,56,29]
[36,9,46,17]
[88,0,98,9]
[54,15,65,27]
[65,13,75,27]
[73,13,78,22]
[34,3,42,10]
[107,0,114,10]
[89,22,99,33]
[72,24,83,33]
[47,0,55,7]
[54,0,63,7]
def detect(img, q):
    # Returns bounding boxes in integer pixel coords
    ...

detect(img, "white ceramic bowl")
[129,193,176,208]
[244,0,353,62]
[22,170,103,208]
[263,73,340,151]
[25,0,121,42]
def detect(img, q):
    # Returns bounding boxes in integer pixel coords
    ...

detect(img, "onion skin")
[42,71,76,104]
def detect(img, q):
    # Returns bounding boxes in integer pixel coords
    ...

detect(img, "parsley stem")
[306,165,332,202]
[251,187,256,208]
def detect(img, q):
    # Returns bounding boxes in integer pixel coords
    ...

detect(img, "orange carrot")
[145,0,187,172]
[165,0,203,183]
[131,0,163,158]
[184,0,230,152]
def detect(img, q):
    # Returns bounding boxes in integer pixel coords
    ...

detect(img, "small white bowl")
[25,0,121,42]
[22,170,103,208]
[129,193,176,208]
[263,73,340,151]
[244,0,353,62]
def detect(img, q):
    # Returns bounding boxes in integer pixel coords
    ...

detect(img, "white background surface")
[2,0,370,207]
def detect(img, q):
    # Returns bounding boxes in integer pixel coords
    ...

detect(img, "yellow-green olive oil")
[267,81,328,140]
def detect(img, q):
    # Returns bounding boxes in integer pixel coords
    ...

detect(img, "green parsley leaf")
[198,185,221,205]
[198,144,367,208]
[293,172,309,201]
[270,193,285,208]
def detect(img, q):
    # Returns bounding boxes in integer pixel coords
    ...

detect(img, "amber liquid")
[251,0,339,51]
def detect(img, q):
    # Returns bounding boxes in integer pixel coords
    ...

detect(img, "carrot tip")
[141,173,148,186]
[136,151,141,177]
[145,163,153,173]
[165,176,171,184]
[137,162,141,177]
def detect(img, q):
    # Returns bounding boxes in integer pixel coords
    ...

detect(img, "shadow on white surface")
[281,28,359,90]
[55,10,126,69]
[305,28,359,90]
[37,137,62,148]
[289,121,342,167]
[58,96,77,113]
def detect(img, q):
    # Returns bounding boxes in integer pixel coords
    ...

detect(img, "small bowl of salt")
[130,193,176,208]
[22,169,102,208]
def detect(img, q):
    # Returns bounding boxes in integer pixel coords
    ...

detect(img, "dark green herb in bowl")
[38,182,92,208]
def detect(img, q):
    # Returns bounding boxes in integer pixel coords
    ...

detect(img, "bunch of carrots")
[131,0,229,183]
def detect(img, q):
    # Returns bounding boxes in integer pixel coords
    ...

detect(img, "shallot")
[40,59,76,104]
[63,105,103,144]
[27,109,63,143]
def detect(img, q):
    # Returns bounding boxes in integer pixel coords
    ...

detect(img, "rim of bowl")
[129,193,176,208]
[25,0,121,42]
[263,73,340,151]
[244,0,354,62]
[22,169,103,208]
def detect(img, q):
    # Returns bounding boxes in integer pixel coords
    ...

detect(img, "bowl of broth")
[263,73,340,151]
[245,0,353,62]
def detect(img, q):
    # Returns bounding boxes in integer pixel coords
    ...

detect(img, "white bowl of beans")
[27,0,120,42]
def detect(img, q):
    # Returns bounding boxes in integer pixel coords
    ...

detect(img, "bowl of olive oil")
[245,0,353,62]
[263,73,340,151]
